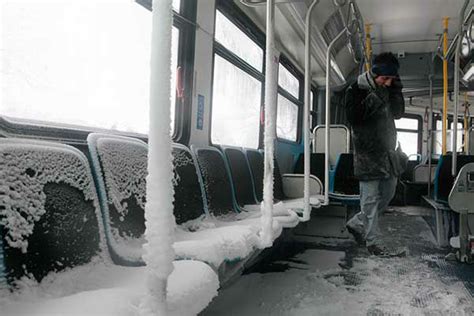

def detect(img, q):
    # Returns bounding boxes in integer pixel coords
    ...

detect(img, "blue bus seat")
[433,155,474,204]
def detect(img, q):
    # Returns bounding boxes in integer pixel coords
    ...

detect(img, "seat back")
[434,154,474,203]
[331,153,359,195]
[88,133,148,265]
[293,153,326,187]
[413,164,436,183]
[222,146,257,206]
[192,146,238,215]
[312,125,350,166]
[172,144,208,221]
[0,138,104,286]
[245,149,285,202]
[245,149,264,202]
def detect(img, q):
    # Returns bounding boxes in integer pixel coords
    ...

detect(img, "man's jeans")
[346,176,397,246]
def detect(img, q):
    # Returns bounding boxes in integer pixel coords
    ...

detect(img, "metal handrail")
[453,0,471,176]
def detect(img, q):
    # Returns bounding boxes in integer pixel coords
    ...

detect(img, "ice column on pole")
[261,0,277,248]
[140,0,176,314]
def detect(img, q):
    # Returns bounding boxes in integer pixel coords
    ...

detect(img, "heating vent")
[321,10,347,55]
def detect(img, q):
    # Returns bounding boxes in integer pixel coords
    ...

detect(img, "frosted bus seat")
[221,146,299,228]
[0,138,104,287]
[221,146,258,206]
[244,149,323,212]
[87,133,261,271]
[0,138,219,315]
[192,146,288,233]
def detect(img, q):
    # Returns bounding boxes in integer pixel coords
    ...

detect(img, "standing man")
[345,52,405,256]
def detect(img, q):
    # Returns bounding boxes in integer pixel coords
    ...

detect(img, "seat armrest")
[282,174,323,199]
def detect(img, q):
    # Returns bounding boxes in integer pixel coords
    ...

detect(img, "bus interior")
[1,0,474,314]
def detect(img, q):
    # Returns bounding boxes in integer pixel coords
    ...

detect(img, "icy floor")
[202,207,474,316]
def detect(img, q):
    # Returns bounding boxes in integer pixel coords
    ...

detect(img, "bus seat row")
[0,137,218,315]
[87,133,277,272]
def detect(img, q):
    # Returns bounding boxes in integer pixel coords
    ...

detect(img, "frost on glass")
[278,63,300,99]
[211,55,261,149]
[215,10,263,71]
[0,140,100,253]
[395,117,418,130]
[2,0,179,135]
[433,121,464,154]
[276,94,298,142]
[396,132,418,160]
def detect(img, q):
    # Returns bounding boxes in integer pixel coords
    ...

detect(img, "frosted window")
[2,0,179,135]
[278,64,299,98]
[211,55,261,149]
[395,117,418,130]
[215,10,263,72]
[433,121,464,154]
[277,94,298,142]
[173,0,180,12]
[397,132,418,160]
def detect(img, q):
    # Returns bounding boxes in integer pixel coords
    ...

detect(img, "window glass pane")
[277,94,298,142]
[278,63,299,98]
[211,55,261,148]
[395,117,418,130]
[215,10,263,71]
[2,0,179,135]
[173,0,180,12]
[450,122,464,152]
[397,131,418,160]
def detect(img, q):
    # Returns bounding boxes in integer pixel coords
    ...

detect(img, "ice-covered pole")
[140,0,176,314]
[261,0,277,247]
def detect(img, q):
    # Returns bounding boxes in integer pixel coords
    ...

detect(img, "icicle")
[260,0,278,248]
[139,0,176,314]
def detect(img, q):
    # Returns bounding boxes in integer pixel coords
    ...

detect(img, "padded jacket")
[344,72,405,180]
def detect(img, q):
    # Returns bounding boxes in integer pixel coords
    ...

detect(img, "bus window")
[395,116,420,160]
[2,0,182,136]
[276,62,300,142]
[211,9,264,149]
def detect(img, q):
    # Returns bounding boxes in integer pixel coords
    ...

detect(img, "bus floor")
[201,206,474,316]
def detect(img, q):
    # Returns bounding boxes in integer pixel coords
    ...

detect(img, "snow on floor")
[0,259,219,316]
[202,208,474,316]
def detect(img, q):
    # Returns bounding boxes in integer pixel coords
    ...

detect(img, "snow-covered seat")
[191,145,295,231]
[86,133,263,271]
[220,146,300,228]
[0,138,218,314]
[244,148,323,212]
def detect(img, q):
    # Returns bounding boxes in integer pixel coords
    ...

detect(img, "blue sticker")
[197,94,205,130]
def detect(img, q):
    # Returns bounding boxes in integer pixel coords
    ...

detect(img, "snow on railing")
[139,0,176,314]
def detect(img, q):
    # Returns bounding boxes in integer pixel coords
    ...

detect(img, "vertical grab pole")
[428,74,434,196]
[325,29,347,205]
[453,0,470,176]
[261,0,277,245]
[364,23,372,72]
[464,93,469,154]
[140,0,175,314]
[303,0,320,220]
[442,17,449,156]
